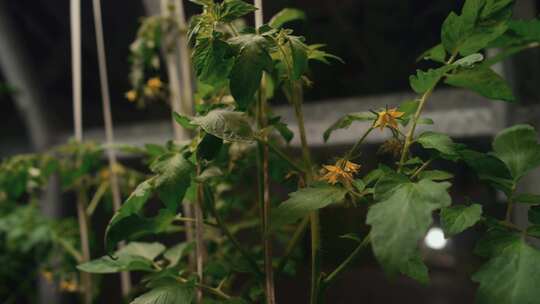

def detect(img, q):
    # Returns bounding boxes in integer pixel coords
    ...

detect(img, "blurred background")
[1,0,540,303]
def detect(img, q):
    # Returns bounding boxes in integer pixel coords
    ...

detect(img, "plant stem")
[205,185,264,279]
[345,126,374,160]
[195,165,206,303]
[177,277,233,300]
[322,233,370,286]
[410,159,433,180]
[397,54,457,172]
[262,139,306,173]
[76,187,92,304]
[276,216,310,275]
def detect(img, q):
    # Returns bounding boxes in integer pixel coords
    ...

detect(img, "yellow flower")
[374,108,404,131]
[320,159,361,185]
[146,77,163,95]
[99,163,125,180]
[59,280,78,292]
[125,90,137,102]
[41,270,53,283]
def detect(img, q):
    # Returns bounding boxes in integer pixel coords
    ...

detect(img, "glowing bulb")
[424,227,447,250]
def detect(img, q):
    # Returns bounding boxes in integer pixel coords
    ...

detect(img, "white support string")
[71,0,83,141]
[70,3,92,303]
[91,0,132,295]
[254,0,263,28]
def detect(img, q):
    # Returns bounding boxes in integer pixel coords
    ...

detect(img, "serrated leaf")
[197,134,223,161]
[229,34,272,109]
[288,36,309,80]
[269,116,294,143]
[272,185,348,228]
[409,65,454,94]
[191,109,254,142]
[460,149,514,195]
[373,172,409,201]
[418,44,446,63]
[512,193,540,205]
[417,132,459,158]
[529,206,540,225]
[445,67,515,102]
[366,179,451,273]
[472,239,540,304]
[417,170,454,181]
[441,204,482,236]
[173,112,197,130]
[454,53,484,67]
[526,225,540,238]
[131,281,194,304]
[397,100,419,122]
[150,153,194,212]
[441,0,512,55]
[399,252,429,285]
[474,228,520,258]
[492,124,540,181]
[193,37,234,86]
[269,8,306,28]
[78,242,165,274]
[219,0,256,22]
[163,243,192,267]
[323,112,376,142]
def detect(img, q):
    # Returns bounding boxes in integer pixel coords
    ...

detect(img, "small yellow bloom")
[146,77,162,92]
[59,280,78,292]
[41,270,53,283]
[99,163,125,180]
[374,108,404,131]
[320,159,361,185]
[125,90,137,102]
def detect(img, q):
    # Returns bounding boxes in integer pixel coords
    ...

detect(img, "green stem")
[205,185,264,279]
[177,277,232,300]
[309,211,321,304]
[76,186,92,304]
[410,159,433,180]
[276,215,310,275]
[322,233,370,286]
[397,54,457,172]
[345,127,374,160]
[262,139,306,173]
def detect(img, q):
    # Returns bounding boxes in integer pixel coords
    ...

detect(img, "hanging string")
[71,0,83,141]
[70,1,92,303]
[91,0,132,296]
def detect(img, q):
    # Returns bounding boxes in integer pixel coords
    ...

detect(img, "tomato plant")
[3,0,540,303]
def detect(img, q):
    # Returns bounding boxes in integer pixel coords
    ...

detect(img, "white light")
[424,227,447,250]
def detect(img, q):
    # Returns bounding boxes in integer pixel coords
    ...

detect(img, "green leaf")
[441,0,513,55]
[191,109,254,142]
[373,172,409,201]
[460,149,514,195]
[441,204,482,236]
[472,239,540,304]
[417,131,459,158]
[219,0,256,22]
[397,100,419,122]
[512,193,540,205]
[418,44,446,63]
[197,134,223,161]
[288,36,309,80]
[78,242,165,274]
[323,112,376,142]
[526,225,540,238]
[307,44,344,65]
[474,228,520,258]
[173,112,197,130]
[163,243,192,267]
[272,184,348,228]
[229,34,272,109]
[399,252,429,285]
[409,65,454,94]
[492,124,540,181]
[269,116,294,143]
[131,281,194,304]
[269,8,306,28]
[454,53,484,67]
[150,153,194,212]
[445,67,515,102]
[366,179,452,273]
[529,206,540,225]
[193,37,234,86]
[417,170,454,181]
